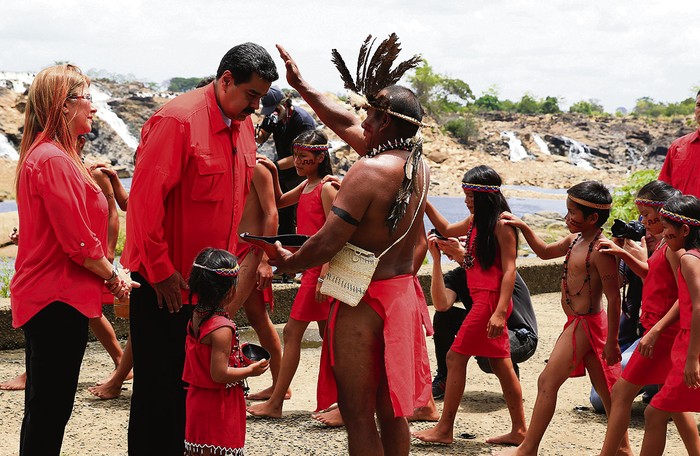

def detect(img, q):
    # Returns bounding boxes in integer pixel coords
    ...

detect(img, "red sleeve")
[659,141,675,184]
[128,116,188,282]
[36,155,104,265]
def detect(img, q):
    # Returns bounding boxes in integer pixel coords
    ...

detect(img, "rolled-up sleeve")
[36,156,105,265]
[128,116,188,283]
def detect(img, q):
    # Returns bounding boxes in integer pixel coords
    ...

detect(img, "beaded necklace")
[462,223,476,269]
[561,229,601,315]
[364,137,416,159]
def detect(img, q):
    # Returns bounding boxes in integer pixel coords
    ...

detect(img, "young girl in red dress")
[596,181,699,455]
[247,130,338,419]
[412,165,526,445]
[183,248,269,456]
[638,195,700,456]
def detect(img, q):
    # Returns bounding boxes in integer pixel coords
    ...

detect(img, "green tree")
[168,77,204,92]
[540,96,561,114]
[569,99,605,115]
[407,60,473,119]
[516,94,540,114]
[610,169,659,226]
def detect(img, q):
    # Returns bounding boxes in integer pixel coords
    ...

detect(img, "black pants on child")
[20,301,88,456]
[128,273,192,456]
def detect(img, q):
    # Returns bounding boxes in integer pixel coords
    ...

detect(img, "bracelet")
[317,277,325,284]
[105,268,118,283]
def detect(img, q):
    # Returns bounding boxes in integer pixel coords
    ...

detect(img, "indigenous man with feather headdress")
[265,35,432,455]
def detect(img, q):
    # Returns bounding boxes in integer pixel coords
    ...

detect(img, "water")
[0,71,34,93]
[560,135,594,170]
[90,85,140,150]
[0,133,18,160]
[533,134,551,155]
[501,131,529,162]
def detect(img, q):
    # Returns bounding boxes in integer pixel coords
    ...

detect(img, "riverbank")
[0,293,689,455]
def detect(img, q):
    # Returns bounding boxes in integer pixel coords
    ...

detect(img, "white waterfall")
[533,134,550,155]
[0,133,19,160]
[560,136,593,170]
[90,85,139,150]
[501,131,529,162]
[0,71,35,93]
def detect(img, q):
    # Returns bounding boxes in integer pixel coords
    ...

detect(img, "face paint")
[300,159,315,165]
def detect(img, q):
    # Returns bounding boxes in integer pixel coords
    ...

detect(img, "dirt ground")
[0,294,691,455]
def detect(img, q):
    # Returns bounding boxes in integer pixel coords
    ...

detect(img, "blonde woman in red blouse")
[11,64,136,456]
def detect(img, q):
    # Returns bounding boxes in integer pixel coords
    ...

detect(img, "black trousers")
[432,307,537,378]
[128,273,192,455]
[20,301,88,456]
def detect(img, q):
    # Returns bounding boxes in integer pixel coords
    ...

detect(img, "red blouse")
[640,243,679,331]
[11,141,108,327]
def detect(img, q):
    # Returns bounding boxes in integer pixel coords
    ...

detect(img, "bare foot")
[96,369,133,387]
[87,381,123,400]
[246,385,291,401]
[311,407,344,427]
[408,404,440,422]
[0,372,27,391]
[246,400,283,418]
[411,426,454,444]
[486,430,526,446]
[493,446,531,455]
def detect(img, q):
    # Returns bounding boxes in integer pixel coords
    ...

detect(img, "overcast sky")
[1,0,698,112]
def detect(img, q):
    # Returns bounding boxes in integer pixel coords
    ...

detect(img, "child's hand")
[637,329,659,358]
[603,341,622,366]
[256,155,278,176]
[321,174,341,190]
[426,232,442,259]
[684,356,700,389]
[436,237,464,262]
[248,359,270,378]
[596,238,624,257]
[500,211,525,229]
[256,260,273,291]
[487,312,506,339]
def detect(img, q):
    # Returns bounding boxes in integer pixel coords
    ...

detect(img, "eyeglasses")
[67,94,93,102]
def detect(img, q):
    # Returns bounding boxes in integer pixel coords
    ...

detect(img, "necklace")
[462,224,476,269]
[561,229,601,315]
[364,137,416,159]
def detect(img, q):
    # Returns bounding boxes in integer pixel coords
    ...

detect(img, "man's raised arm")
[277,44,367,155]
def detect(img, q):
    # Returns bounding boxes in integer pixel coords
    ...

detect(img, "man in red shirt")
[659,90,700,197]
[123,43,277,455]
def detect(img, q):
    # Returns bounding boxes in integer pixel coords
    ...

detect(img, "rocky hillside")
[1,76,696,200]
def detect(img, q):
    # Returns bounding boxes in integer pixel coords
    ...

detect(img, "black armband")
[331,206,360,226]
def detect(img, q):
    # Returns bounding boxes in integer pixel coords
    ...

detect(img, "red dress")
[183,314,246,455]
[622,243,679,385]
[290,182,332,322]
[650,249,700,412]
[451,225,512,358]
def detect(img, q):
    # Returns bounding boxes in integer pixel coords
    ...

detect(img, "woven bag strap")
[377,159,428,259]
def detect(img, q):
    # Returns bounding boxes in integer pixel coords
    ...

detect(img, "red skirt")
[621,325,678,385]
[184,385,245,455]
[290,265,331,322]
[650,329,700,412]
[451,289,512,358]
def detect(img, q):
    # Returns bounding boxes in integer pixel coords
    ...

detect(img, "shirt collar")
[691,128,700,143]
[205,82,239,134]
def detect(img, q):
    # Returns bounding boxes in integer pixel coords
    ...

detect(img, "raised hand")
[276,44,304,90]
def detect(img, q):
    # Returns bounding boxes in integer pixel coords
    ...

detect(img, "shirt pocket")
[244,152,256,187]
[191,154,227,201]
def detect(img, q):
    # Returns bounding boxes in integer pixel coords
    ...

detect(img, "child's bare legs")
[639,405,672,456]
[497,321,592,456]
[89,316,123,376]
[0,372,27,390]
[88,336,133,399]
[247,317,312,418]
[243,289,287,401]
[670,412,700,456]
[411,349,469,443]
[486,357,527,445]
[599,378,639,456]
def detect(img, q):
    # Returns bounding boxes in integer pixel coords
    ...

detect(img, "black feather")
[356,35,374,93]
[331,49,357,93]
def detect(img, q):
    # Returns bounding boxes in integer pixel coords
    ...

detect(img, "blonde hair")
[16,64,95,196]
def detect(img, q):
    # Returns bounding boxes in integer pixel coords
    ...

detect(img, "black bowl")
[241,343,270,365]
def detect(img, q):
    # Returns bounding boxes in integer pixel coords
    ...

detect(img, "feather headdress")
[331,34,426,233]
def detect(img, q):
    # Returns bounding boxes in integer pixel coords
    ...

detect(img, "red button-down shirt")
[11,142,108,327]
[659,129,700,197]
[123,83,256,293]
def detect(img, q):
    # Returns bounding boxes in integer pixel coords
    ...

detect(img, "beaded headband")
[192,263,240,277]
[292,143,329,152]
[374,106,427,128]
[634,198,665,208]
[659,208,700,227]
[568,194,612,210]
[461,182,501,193]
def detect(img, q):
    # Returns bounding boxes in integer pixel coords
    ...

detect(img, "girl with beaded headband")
[248,130,339,420]
[638,195,700,455]
[414,165,527,446]
[499,181,629,456]
[595,181,697,456]
[183,248,269,456]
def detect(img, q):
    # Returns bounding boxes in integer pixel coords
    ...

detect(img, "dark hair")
[636,180,681,204]
[661,195,700,250]
[196,76,215,88]
[462,165,516,270]
[188,248,239,321]
[567,181,612,227]
[216,43,278,83]
[373,85,424,137]
[292,130,333,178]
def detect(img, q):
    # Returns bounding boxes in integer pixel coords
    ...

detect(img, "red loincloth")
[290,265,331,322]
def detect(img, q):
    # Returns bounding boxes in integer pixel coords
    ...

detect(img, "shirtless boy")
[498,181,629,455]
[226,160,285,400]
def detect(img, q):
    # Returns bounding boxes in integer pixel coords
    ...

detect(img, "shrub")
[444,115,479,144]
[610,169,659,224]
[0,258,13,298]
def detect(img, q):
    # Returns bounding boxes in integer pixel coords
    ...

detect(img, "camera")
[261,112,279,131]
[428,228,448,240]
[611,219,646,241]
